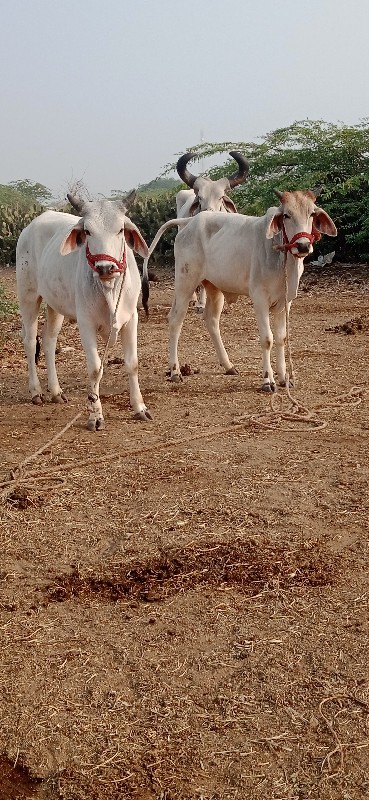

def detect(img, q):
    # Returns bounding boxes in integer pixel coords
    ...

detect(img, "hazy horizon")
[1,0,367,199]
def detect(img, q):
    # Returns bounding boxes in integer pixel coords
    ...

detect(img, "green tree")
[111,177,180,198]
[0,203,42,263]
[8,179,52,205]
[166,120,369,261]
[0,179,52,263]
[129,189,178,265]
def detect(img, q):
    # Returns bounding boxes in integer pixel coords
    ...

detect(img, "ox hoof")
[133,409,153,422]
[225,367,238,376]
[86,417,105,431]
[32,394,44,405]
[195,306,205,314]
[170,373,183,384]
[262,382,276,393]
[279,379,294,389]
[52,392,68,404]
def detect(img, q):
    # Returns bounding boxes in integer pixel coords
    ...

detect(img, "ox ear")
[124,219,149,258]
[314,208,337,237]
[60,219,86,255]
[265,208,283,239]
[188,198,200,215]
[223,195,237,213]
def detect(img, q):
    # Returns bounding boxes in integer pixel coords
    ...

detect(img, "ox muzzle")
[86,243,127,281]
[274,223,322,257]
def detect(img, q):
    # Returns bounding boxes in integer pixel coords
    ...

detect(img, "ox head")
[266,189,337,257]
[60,192,148,284]
[176,151,249,215]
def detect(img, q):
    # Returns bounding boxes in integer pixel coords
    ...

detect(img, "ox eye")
[84,229,91,236]
[118,228,124,235]
[283,213,290,220]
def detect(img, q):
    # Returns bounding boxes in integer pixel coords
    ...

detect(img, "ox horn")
[115,189,137,212]
[66,193,85,214]
[176,153,198,188]
[227,151,249,188]
[273,189,284,201]
[310,185,325,200]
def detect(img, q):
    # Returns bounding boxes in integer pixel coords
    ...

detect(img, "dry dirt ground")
[0,261,369,800]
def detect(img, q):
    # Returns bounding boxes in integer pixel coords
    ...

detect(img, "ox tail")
[142,218,191,314]
[35,334,41,364]
[141,271,150,317]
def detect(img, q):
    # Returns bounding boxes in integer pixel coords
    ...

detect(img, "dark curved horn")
[66,193,85,214]
[124,189,136,207]
[228,151,249,188]
[273,189,284,201]
[176,153,198,188]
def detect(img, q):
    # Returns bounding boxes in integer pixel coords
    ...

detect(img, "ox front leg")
[121,310,152,422]
[79,327,105,431]
[203,283,236,374]
[253,294,275,392]
[272,305,292,387]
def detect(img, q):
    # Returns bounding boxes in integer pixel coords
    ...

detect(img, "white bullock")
[16,193,152,430]
[176,151,249,310]
[143,189,337,391]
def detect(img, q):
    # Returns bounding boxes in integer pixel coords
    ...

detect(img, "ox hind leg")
[43,306,67,403]
[19,296,44,404]
[121,310,152,421]
[168,289,194,382]
[202,282,236,375]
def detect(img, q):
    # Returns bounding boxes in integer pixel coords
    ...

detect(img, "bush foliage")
[129,189,178,265]
[2,121,369,265]
[0,203,44,264]
[172,120,369,262]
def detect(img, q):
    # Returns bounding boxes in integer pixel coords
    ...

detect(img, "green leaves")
[0,179,51,264]
[129,190,178,265]
[0,203,42,263]
[7,179,52,205]
[166,120,369,261]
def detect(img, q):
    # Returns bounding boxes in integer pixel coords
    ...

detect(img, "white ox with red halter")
[175,151,249,311]
[16,193,152,430]
[143,188,337,392]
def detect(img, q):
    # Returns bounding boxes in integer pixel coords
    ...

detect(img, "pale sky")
[1,0,367,199]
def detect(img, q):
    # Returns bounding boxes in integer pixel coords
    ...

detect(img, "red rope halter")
[86,242,127,274]
[279,221,321,253]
